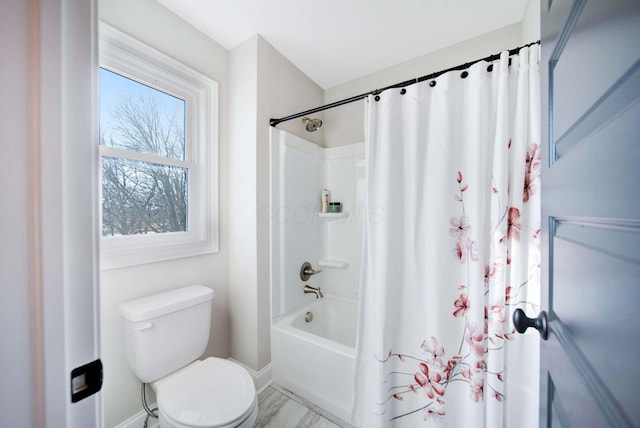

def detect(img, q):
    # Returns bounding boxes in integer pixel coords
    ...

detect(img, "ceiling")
[155,0,529,89]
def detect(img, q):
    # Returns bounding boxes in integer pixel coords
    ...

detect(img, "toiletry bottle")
[322,189,330,213]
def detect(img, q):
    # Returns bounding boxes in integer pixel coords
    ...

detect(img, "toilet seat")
[154,357,257,428]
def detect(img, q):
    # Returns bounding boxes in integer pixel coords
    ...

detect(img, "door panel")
[547,353,609,428]
[552,221,640,422]
[540,1,640,427]
[551,1,640,142]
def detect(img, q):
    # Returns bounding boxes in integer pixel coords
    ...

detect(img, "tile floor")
[254,385,352,428]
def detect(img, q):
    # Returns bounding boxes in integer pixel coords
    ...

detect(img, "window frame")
[98,23,218,270]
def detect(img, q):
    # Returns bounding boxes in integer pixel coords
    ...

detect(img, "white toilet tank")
[120,285,214,383]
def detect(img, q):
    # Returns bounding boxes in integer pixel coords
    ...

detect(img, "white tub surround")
[270,129,320,317]
[270,129,364,317]
[318,142,365,299]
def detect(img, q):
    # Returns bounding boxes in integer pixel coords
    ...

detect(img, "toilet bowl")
[153,358,257,428]
[120,285,258,428]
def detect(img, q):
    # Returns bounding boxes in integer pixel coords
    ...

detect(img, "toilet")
[120,285,258,428]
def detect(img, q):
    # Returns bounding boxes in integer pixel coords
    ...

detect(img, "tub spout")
[303,284,324,299]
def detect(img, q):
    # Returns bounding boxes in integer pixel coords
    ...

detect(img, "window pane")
[102,156,188,236]
[99,68,186,160]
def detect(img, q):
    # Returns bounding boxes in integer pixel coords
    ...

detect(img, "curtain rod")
[270,40,540,127]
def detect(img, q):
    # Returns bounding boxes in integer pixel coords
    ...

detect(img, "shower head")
[301,117,322,132]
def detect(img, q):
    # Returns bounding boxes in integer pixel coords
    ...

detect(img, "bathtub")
[271,294,357,423]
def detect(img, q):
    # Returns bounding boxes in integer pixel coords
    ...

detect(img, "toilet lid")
[156,358,256,428]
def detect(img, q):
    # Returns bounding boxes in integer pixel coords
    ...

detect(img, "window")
[99,24,218,269]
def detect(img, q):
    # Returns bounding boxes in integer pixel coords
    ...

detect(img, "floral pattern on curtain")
[353,46,541,428]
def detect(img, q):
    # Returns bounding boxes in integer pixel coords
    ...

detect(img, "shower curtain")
[353,46,541,427]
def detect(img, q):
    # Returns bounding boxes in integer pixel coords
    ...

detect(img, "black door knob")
[513,308,548,340]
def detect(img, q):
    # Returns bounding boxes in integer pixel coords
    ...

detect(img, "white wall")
[323,23,524,147]
[98,1,230,426]
[522,0,542,45]
[228,35,324,372]
[257,38,325,147]
[228,36,260,371]
[1,2,36,425]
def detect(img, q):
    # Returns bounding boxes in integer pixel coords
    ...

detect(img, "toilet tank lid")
[120,285,214,322]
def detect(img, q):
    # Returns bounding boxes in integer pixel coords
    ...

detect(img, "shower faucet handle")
[300,261,322,281]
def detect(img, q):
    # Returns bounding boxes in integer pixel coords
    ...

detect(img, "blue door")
[537,0,640,426]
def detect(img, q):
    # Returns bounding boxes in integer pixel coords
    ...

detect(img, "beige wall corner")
[522,0,542,44]
[228,34,324,374]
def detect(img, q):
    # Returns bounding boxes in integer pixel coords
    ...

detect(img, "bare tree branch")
[101,95,187,236]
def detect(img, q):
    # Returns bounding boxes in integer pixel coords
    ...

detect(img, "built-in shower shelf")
[318,258,349,269]
[318,212,349,220]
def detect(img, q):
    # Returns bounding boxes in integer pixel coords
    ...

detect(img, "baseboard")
[115,409,158,428]
[228,358,273,394]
